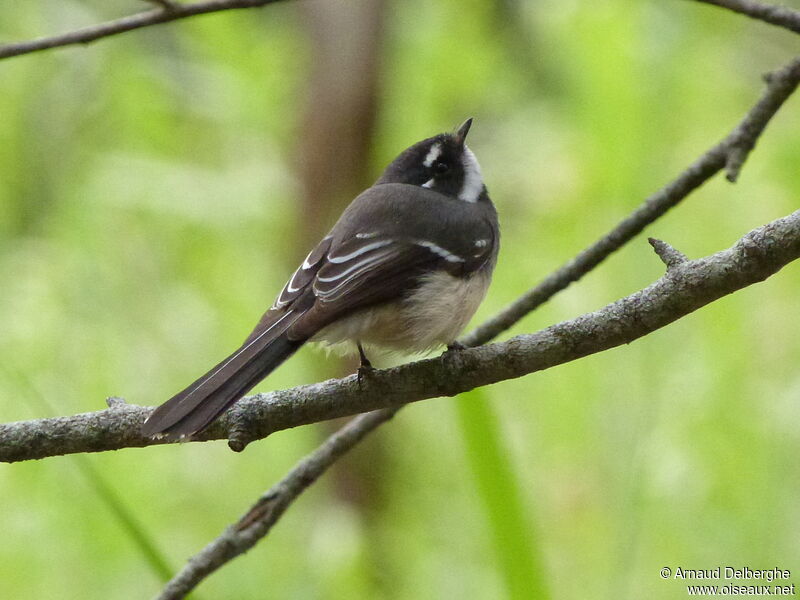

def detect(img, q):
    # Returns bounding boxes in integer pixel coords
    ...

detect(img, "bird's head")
[376,118,487,203]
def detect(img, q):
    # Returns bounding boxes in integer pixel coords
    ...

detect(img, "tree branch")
[691,0,800,34]
[83,2,800,594]
[2,0,791,63]
[151,207,800,597]
[154,408,398,600]
[0,0,289,60]
[463,53,800,347]
[152,19,800,593]
[0,1,795,596]
[2,52,799,463]
[2,210,799,464]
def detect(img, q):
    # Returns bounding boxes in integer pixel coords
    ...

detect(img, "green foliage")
[455,389,549,599]
[1,1,799,598]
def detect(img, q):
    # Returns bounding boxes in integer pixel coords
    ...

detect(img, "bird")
[141,118,499,439]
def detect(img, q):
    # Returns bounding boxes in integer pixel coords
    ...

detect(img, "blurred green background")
[1,1,799,598]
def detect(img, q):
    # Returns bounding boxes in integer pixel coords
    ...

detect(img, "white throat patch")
[459,145,484,203]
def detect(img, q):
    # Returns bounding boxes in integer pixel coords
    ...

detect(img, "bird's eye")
[433,161,449,175]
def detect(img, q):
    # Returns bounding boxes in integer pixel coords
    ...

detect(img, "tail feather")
[142,331,303,439]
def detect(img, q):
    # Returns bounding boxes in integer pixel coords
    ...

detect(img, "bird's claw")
[357,363,375,388]
[446,340,467,354]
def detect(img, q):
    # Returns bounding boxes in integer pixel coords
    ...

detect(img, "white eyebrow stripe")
[415,240,465,263]
[355,232,379,239]
[423,142,442,168]
[327,239,393,264]
[459,145,484,203]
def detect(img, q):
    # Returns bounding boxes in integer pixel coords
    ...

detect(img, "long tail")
[141,329,303,439]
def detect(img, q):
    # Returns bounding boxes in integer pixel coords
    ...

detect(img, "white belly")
[312,270,491,356]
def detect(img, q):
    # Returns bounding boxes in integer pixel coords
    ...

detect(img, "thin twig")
[2,0,795,63]
[724,57,800,181]
[691,0,800,34]
[154,409,397,600]
[0,0,288,60]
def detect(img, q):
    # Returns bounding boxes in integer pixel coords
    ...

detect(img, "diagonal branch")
[0,0,289,60]
[154,409,397,600]
[691,0,800,34]
[155,207,800,597]
[464,53,800,345]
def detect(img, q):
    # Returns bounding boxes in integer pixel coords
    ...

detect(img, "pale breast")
[312,270,491,356]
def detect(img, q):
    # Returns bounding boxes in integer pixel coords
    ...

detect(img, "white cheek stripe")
[421,178,434,188]
[415,240,465,263]
[459,145,484,203]
[327,239,392,264]
[423,142,442,168]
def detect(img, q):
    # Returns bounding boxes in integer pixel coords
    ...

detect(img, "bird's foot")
[357,362,375,388]
[442,341,469,372]
[445,340,467,354]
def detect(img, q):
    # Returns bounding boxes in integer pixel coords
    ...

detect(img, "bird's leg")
[357,342,373,368]
[356,341,374,387]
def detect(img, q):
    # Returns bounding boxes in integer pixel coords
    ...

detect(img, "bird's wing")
[314,238,437,300]
[248,184,496,343]
[288,204,496,339]
[286,239,445,339]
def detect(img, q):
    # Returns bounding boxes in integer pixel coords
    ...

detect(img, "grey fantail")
[142,119,499,439]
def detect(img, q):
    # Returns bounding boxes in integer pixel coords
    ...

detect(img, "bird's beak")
[454,117,473,147]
